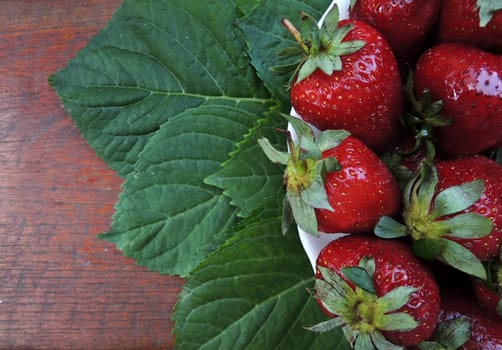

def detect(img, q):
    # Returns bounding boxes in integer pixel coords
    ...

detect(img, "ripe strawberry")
[310,235,440,347]
[414,43,502,156]
[472,275,502,318]
[437,0,502,53]
[349,0,441,64]
[434,156,502,260]
[437,287,502,350]
[258,116,401,236]
[316,133,402,234]
[376,156,502,280]
[471,252,502,318]
[284,5,403,152]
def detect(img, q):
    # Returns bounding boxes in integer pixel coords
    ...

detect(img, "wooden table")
[0,1,183,348]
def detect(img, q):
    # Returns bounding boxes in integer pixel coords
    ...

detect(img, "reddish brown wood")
[0,1,183,349]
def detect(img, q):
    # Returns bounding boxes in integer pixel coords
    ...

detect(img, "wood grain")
[0,1,183,348]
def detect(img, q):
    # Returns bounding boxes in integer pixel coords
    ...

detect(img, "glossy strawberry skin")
[316,235,440,346]
[438,0,502,53]
[439,287,502,350]
[291,19,403,152]
[472,278,501,317]
[435,155,502,260]
[316,136,401,234]
[350,0,441,64]
[414,43,502,156]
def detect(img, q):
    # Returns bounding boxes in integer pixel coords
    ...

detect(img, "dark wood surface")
[0,1,184,348]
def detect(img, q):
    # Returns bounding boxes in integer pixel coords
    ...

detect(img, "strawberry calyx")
[417,315,471,350]
[257,115,349,235]
[309,257,419,350]
[281,4,366,83]
[485,262,502,316]
[474,249,502,316]
[375,161,492,280]
[400,69,451,163]
[476,0,502,27]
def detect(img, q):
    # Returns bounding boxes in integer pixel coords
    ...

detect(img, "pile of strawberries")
[259,0,502,348]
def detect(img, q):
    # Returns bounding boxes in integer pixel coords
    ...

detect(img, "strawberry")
[376,155,502,280]
[433,156,502,260]
[349,0,441,64]
[414,43,502,156]
[471,251,502,318]
[472,275,502,319]
[437,0,502,54]
[436,286,502,350]
[258,116,401,236]
[309,235,440,348]
[283,5,403,152]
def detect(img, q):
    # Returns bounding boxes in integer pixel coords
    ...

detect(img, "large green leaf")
[50,0,279,276]
[205,110,287,218]
[239,0,331,107]
[49,0,270,177]
[100,103,270,276]
[173,206,350,350]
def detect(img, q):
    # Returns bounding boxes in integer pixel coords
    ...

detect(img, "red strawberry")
[471,253,502,318]
[258,116,401,236]
[438,0,502,53]
[414,43,502,156]
[438,286,502,350]
[284,5,403,152]
[472,275,502,318]
[349,0,441,64]
[435,156,502,260]
[375,155,502,280]
[316,132,401,234]
[310,235,440,347]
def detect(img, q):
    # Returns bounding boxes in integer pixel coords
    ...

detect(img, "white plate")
[292,0,351,271]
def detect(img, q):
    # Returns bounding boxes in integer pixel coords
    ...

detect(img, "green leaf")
[100,104,262,276]
[440,238,487,279]
[257,137,289,165]
[321,156,342,173]
[238,0,332,106]
[301,175,333,211]
[50,0,270,177]
[477,0,502,26]
[433,179,485,218]
[173,208,350,350]
[494,148,502,164]
[51,0,287,277]
[206,112,287,218]
[282,196,295,235]
[374,216,408,239]
[314,278,354,316]
[377,286,419,313]
[318,266,355,301]
[285,114,317,141]
[355,333,373,350]
[497,298,502,317]
[416,163,439,212]
[288,191,319,236]
[371,331,403,350]
[341,266,376,295]
[432,212,493,239]
[379,312,418,332]
[306,317,347,333]
[431,316,471,349]
[299,135,323,160]
[417,341,446,350]
[412,238,442,260]
[317,129,350,151]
